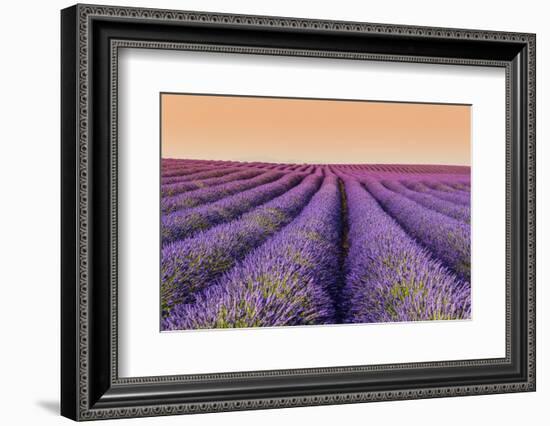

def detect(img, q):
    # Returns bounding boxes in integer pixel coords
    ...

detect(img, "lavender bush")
[161,169,263,197]
[162,171,285,213]
[381,179,470,223]
[160,174,322,314]
[159,159,472,330]
[161,173,304,244]
[360,175,471,281]
[341,176,470,323]
[163,175,342,330]
[402,180,471,206]
[162,166,242,185]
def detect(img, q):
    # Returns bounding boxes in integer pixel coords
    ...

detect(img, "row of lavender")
[160,159,471,330]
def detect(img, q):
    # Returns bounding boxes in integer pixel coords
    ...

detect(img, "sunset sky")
[161,94,471,166]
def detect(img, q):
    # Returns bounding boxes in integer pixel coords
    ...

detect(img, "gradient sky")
[161,94,471,165]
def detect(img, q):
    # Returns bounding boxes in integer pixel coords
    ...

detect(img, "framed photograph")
[61,4,536,421]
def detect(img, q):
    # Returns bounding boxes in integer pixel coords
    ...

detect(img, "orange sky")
[161,94,471,165]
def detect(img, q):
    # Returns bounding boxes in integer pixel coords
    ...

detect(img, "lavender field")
[160,159,471,331]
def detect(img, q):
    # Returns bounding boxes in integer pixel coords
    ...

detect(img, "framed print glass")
[61,4,536,421]
[158,94,472,331]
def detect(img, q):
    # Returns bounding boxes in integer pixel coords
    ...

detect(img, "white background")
[119,49,505,377]
[0,0,547,425]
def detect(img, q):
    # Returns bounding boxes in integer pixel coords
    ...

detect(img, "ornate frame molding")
[61,4,535,421]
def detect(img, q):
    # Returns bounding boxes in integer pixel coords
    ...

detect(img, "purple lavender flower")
[402,179,471,206]
[162,166,243,185]
[381,179,470,223]
[159,160,472,328]
[161,169,263,197]
[163,175,341,330]
[160,174,322,314]
[161,173,303,244]
[358,175,471,281]
[162,171,285,213]
[341,176,470,323]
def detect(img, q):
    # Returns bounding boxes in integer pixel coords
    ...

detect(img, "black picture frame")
[61,4,536,421]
